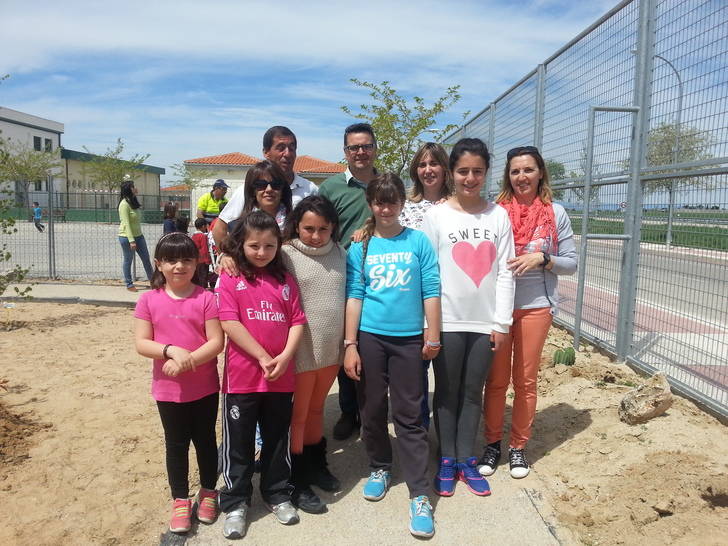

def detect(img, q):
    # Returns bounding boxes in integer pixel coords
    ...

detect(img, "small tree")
[0,73,31,297]
[0,139,62,214]
[83,138,150,194]
[341,79,466,176]
[169,162,217,191]
[545,159,566,200]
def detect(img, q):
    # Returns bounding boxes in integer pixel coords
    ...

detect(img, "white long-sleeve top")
[421,201,515,334]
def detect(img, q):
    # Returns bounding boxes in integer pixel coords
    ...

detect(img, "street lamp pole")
[654,54,683,248]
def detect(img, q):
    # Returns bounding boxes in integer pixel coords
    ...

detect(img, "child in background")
[32,202,45,233]
[281,196,346,514]
[216,211,307,540]
[133,233,224,533]
[175,215,190,234]
[192,218,212,288]
[163,202,178,234]
[344,173,441,538]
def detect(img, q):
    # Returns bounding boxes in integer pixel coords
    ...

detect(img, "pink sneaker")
[169,498,192,533]
[196,488,219,524]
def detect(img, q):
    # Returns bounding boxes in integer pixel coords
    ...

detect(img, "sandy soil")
[1,302,727,545]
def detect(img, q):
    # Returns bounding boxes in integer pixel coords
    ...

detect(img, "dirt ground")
[1,302,726,545]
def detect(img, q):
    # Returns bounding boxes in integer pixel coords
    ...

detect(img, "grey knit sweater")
[281,238,347,373]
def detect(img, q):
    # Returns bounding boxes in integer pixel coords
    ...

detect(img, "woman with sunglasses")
[241,161,294,228]
[479,146,577,479]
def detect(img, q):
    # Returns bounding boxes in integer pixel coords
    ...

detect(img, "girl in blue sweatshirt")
[343,173,441,538]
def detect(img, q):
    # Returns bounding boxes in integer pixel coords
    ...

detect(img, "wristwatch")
[343,339,358,348]
[425,340,441,348]
[541,252,551,267]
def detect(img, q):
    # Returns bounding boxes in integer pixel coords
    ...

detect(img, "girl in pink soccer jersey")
[421,138,515,497]
[134,233,224,534]
[215,210,306,540]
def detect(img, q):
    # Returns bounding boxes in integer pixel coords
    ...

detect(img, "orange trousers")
[290,364,340,454]
[483,307,552,449]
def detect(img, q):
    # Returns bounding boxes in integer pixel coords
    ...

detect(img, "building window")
[44,138,52,152]
[34,180,43,191]
[33,136,42,151]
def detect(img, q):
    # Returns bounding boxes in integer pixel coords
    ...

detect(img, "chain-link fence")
[3,190,190,280]
[444,0,728,416]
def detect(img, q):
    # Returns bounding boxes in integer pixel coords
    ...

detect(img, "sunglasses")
[252,179,285,191]
[506,146,540,160]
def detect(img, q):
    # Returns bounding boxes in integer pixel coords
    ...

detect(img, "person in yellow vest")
[197,179,229,224]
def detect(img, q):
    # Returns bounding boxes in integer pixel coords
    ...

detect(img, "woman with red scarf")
[479,146,577,479]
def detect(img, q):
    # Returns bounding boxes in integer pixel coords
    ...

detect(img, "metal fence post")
[615,0,656,360]
[534,64,546,150]
[487,103,496,194]
[47,175,55,278]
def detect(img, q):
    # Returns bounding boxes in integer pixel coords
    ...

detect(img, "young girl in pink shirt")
[215,211,307,540]
[134,233,225,534]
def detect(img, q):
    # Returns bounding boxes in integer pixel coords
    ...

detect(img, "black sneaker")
[508,448,530,479]
[332,412,360,441]
[477,441,501,476]
[291,485,327,514]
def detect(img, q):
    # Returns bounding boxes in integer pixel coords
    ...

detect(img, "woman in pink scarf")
[479,146,577,479]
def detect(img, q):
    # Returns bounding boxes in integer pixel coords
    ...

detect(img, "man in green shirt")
[319,122,379,439]
[197,179,229,223]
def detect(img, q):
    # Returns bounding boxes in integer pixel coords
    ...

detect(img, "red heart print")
[452,240,496,287]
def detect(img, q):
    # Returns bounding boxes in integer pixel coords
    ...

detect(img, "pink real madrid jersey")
[215,270,307,394]
[134,286,220,403]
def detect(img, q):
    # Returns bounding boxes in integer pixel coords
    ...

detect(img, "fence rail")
[444,0,728,416]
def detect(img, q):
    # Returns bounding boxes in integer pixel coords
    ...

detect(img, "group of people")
[130,123,576,540]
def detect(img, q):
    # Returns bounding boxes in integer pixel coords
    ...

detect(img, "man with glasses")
[319,122,379,440]
[212,126,318,246]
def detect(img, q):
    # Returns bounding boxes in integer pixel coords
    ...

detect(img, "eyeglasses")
[344,143,375,153]
[506,146,540,160]
[252,179,285,191]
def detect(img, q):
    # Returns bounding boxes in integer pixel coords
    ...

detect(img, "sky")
[0,0,618,185]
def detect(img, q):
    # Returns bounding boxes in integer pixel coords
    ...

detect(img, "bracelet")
[343,339,358,348]
[162,344,172,359]
[425,340,441,348]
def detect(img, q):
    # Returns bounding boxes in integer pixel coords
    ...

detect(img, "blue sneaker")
[409,495,434,538]
[457,457,491,496]
[433,457,456,496]
[362,469,391,501]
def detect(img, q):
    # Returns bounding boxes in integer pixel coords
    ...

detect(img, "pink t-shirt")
[216,270,306,394]
[134,286,220,402]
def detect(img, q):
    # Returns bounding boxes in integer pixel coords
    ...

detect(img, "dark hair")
[263,126,297,152]
[497,146,553,204]
[194,217,207,230]
[243,160,293,216]
[344,123,377,146]
[449,138,491,172]
[358,173,406,282]
[33,201,39,207]
[408,142,453,203]
[151,233,199,289]
[221,210,287,283]
[119,180,141,209]
[283,195,340,243]
[163,201,177,219]
[175,215,190,233]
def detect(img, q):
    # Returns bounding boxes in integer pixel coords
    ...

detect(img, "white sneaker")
[509,448,530,479]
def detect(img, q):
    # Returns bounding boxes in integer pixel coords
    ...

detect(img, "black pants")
[219,392,293,512]
[156,392,219,499]
[34,219,45,232]
[433,331,492,461]
[337,366,359,415]
[357,331,429,498]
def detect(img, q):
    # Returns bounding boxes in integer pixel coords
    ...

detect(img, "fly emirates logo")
[366,251,413,291]
[246,300,285,322]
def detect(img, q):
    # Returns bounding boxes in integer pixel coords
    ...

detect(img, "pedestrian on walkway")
[118,180,154,292]
[480,145,577,479]
[344,173,440,538]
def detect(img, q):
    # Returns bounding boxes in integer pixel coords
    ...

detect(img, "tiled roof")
[184,152,261,165]
[294,155,346,174]
[161,185,189,192]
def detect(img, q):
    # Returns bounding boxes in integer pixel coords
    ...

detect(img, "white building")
[0,107,64,201]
